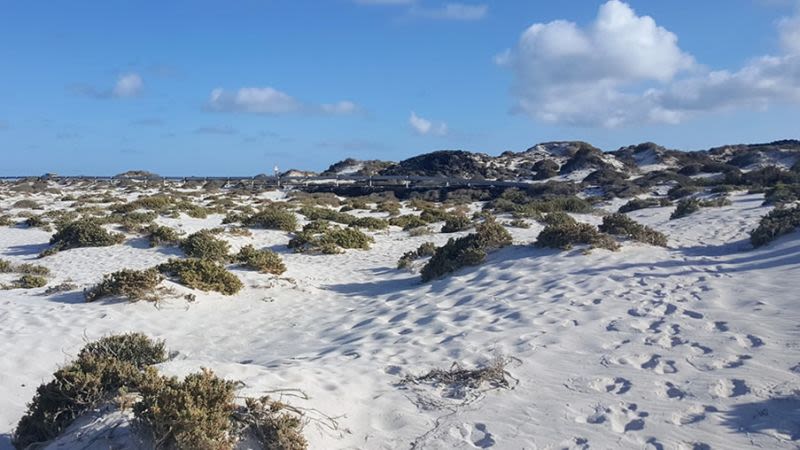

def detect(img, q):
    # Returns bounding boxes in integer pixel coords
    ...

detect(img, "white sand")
[1,190,799,449]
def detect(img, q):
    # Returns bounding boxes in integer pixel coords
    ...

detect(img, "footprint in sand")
[584,402,648,433]
[670,404,717,425]
[589,377,632,395]
[735,334,765,348]
[711,378,750,398]
[664,382,687,400]
[470,423,495,448]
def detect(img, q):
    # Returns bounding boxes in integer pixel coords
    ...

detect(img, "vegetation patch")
[534,221,619,252]
[235,245,286,275]
[599,213,668,247]
[397,242,437,270]
[669,199,701,220]
[84,268,164,302]
[180,230,231,262]
[241,207,298,232]
[441,214,472,233]
[145,224,183,247]
[420,218,512,281]
[157,259,243,295]
[41,219,125,257]
[288,222,373,254]
[618,197,672,213]
[750,205,800,247]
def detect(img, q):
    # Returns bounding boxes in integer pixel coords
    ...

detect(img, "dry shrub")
[599,213,668,247]
[157,259,243,295]
[235,245,286,275]
[84,268,164,302]
[534,221,619,251]
[750,205,800,247]
[41,219,125,257]
[145,224,183,247]
[397,242,437,270]
[400,357,515,399]
[180,230,231,262]
[242,207,298,232]
[420,218,512,281]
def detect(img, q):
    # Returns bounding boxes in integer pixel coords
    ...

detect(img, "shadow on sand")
[722,396,800,441]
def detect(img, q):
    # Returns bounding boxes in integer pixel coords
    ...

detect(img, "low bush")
[9,275,48,289]
[762,183,800,206]
[0,215,13,226]
[420,219,512,281]
[24,215,51,231]
[349,216,389,230]
[408,226,433,236]
[235,245,286,275]
[441,214,472,233]
[180,230,231,262]
[667,185,699,200]
[375,201,401,216]
[135,368,237,450]
[12,199,41,209]
[145,224,183,247]
[84,268,164,302]
[618,197,672,213]
[14,263,50,276]
[241,207,298,232]
[157,259,243,295]
[397,242,437,269]
[534,222,619,251]
[11,333,167,449]
[599,213,668,247]
[750,206,800,247]
[41,219,125,257]
[0,259,11,272]
[289,225,374,254]
[298,206,355,225]
[389,214,428,230]
[540,211,576,227]
[670,199,701,220]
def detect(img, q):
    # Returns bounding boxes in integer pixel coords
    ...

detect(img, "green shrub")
[0,259,11,273]
[599,213,668,247]
[112,195,174,213]
[14,275,48,289]
[157,259,243,295]
[700,196,732,208]
[349,216,389,230]
[506,219,530,229]
[11,333,166,449]
[763,184,800,206]
[0,215,13,226]
[41,219,125,257]
[297,206,355,225]
[135,368,237,450]
[441,214,472,233]
[419,208,451,223]
[84,268,164,302]
[78,333,167,369]
[235,245,286,275]
[534,222,619,251]
[180,230,231,262]
[397,242,437,269]
[375,201,401,216]
[289,224,373,254]
[750,206,800,247]
[618,197,672,213]
[242,207,298,232]
[389,214,428,230]
[420,218,512,281]
[541,211,576,227]
[145,224,183,247]
[408,226,433,236]
[667,185,699,200]
[24,215,51,231]
[14,263,50,276]
[670,199,701,220]
[12,199,41,209]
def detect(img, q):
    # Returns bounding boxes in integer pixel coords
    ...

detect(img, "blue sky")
[1,0,799,176]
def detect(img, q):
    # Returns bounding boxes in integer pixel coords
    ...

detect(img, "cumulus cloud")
[207,87,358,116]
[112,73,143,97]
[409,111,448,136]
[498,0,800,127]
[71,73,144,99]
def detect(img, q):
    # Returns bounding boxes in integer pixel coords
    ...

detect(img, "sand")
[0,189,798,449]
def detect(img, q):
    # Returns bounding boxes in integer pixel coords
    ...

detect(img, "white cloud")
[208,87,359,116]
[320,100,360,115]
[409,111,448,136]
[412,3,488,21]
[112,73,143,98]
[498,1,800,127]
